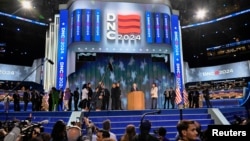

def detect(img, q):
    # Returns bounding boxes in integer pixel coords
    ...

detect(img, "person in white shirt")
[150,83,158,109]
[81,84,89,111]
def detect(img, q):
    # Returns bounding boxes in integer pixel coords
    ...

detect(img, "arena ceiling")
[0,0,249,67]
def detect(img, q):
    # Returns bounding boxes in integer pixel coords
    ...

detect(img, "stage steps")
[2,107,245,141]
[82,108,214,141]
[219,106,249,124]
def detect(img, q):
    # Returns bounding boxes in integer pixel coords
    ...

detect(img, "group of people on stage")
[187,88,212,108]
[1,81,213,112]
[79,81,123,111]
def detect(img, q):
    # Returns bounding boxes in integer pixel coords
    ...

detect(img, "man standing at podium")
[130,83,139,92]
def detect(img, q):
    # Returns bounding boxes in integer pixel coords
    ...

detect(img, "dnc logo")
[106,13,141,41]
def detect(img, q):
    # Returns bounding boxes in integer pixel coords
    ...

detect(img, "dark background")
[0,0,249,67]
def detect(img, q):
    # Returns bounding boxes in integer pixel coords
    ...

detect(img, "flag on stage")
[183,89,189,107]
[175,86,182,105]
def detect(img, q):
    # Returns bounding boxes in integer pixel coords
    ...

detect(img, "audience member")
[176,120,198,141]
[157,127,170,141]
[50,120,67,141]
[96,129,114,141]
[67,126,81,141]
[120,124,136,141]
[132,119,159,141]
[102,119,117,141]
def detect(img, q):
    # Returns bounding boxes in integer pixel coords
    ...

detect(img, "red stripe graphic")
[175,86,182,105]
[118,15,140,21]
[118,21,140,27]
[118,28,140,34]
[118,14,141,34]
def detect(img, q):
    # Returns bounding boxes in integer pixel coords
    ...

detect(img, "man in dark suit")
[130,83,139,92]
[23,89,30,111]
[73,87,80,111]
[163,88,171,109]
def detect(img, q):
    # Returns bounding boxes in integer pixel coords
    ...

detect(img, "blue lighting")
[182,9,250,29]
[0,11,48,26]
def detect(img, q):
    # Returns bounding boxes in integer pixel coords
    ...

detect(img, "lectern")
[127,91,145,110]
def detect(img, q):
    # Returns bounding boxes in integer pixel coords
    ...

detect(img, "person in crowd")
[31,89,39,111]
[96,129,114,141]
[102,84,110,110]
[116,82,123,110]
[13,90,20,111]
[31,125,41,139]
[50,120,67,141]
[132,119,159,141]
[87,82,93,109]
[37,91,44,111]
[120,124,136,141]
[23,88,30,111]
[102,119,117,141]
[94,86,103,111]
[3,126,21,141]
[48,89,53,111]
[192,89,200,108]
[163,88,170,109]
[63,88,71,111]
[3,93,10,113]
[157,127,170,141]
[51,87,59,111]
[150,83,158,109]
[81,84,89,111]
[67,126,81,141]
[39,132,51,141]
[203,88,212,108]
[113,82,122,110]
[73,87,80,111]
[169,87,176,109]
[176,120,198,141]
[130,83,139,92]
[68,89,73,111]
[188,90,194,108]
[111,83,116,110]
[58,88,64,111]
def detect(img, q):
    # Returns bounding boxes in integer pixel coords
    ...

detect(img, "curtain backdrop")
[68,53,174,109]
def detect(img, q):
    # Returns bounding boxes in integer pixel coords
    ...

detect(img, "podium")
[127,91,145,110]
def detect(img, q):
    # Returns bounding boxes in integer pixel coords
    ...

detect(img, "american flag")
[175,86,182,105]
[183,89,189,106]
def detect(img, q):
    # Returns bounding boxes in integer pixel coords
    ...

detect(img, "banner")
[93,9,101,42]
[171,14,183,104]
[145,11,153,43]
[83,9,92,41]
[57,9,68,89]
[162,13,171,44]
[73,9,82,42]
[155,13,162,43]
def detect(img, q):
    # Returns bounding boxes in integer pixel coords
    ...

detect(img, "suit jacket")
[130,87,139,92]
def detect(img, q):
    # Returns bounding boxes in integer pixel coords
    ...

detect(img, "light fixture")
[196,9,207,19]
[21,1,32,9]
